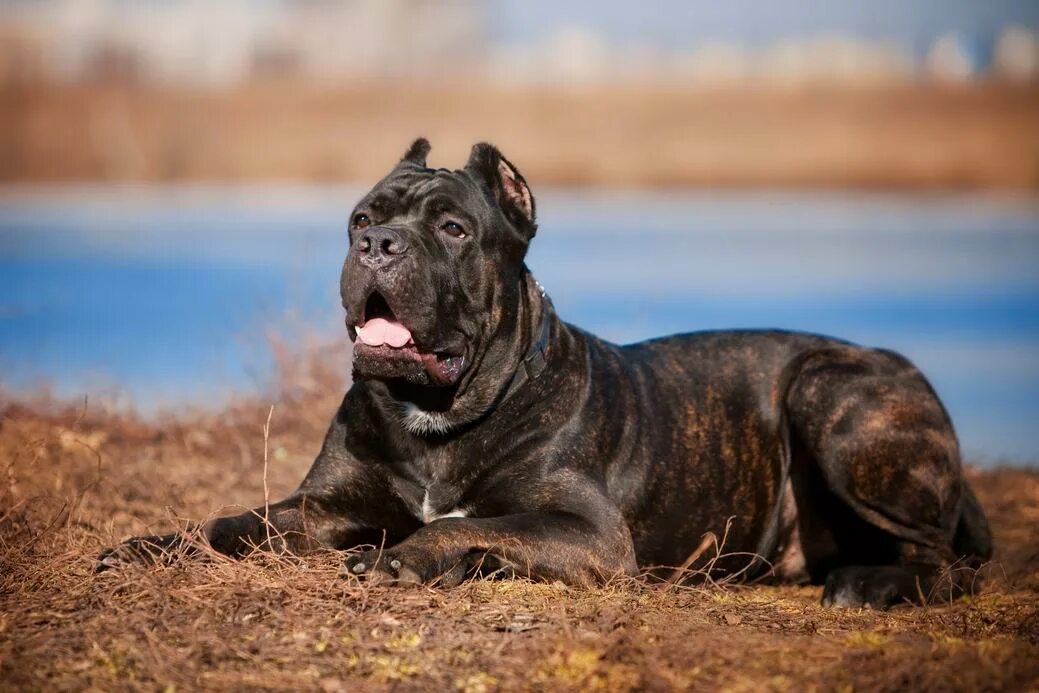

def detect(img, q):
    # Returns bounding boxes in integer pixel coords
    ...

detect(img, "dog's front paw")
[341,545,474,587]
[820,565,920,609]
[96,533,187,572]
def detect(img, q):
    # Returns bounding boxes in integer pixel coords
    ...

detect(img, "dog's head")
[340,138,537,396]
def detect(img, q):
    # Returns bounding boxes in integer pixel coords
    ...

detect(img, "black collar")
[500,287,553,403]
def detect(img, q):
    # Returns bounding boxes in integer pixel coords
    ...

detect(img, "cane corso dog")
[100,139,993,608]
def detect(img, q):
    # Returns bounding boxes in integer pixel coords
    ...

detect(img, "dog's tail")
[953,480,993,564]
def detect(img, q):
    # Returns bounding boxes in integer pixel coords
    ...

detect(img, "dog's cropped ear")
[465,143,537,238]
[400,138,431,167]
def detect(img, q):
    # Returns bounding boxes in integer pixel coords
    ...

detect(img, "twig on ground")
[667,532,718,585]
[262,404,275,549]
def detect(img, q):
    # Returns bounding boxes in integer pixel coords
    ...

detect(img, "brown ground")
[2,82,1038,190]
[1,346,1038,691]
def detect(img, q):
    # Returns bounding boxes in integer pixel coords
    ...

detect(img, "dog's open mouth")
[356,293,414,348]
[353,292,465,386]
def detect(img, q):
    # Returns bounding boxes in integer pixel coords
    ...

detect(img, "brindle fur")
[100,139,992,608]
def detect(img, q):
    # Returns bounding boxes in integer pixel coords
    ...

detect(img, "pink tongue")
[357,318,413,348]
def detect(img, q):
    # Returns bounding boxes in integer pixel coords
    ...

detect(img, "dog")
[100,139,993,608]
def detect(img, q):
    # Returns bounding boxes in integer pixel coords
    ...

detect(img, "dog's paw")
[820,565,920,609]
[96,534,185,572]
[341,548,432,586]
[341,546,475,588]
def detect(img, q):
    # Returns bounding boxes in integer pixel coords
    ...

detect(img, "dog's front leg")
[97,492,386,570]
[343,505,638,587]
[97,426,411,570]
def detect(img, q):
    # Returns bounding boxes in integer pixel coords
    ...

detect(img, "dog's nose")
[357,227,408,266]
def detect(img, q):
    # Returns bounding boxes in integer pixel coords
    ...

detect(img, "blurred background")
[0,0,1037,464]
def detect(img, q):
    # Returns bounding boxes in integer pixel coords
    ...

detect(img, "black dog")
[101,139,992,608]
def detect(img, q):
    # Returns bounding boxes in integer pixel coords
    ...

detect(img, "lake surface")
[1,185,1037,465]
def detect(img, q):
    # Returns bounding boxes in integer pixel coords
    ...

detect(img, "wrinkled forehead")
[359,167,487,218]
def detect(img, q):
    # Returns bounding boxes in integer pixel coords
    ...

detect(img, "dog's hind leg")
[785,346,991,608]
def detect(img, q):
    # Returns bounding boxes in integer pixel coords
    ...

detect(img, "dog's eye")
[352,213,371,230]
[441,221,466,239]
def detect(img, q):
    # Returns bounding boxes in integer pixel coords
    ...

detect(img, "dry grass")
[2,343,1038,691]
[2,82,1038,190]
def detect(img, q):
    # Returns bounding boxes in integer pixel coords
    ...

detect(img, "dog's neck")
[496,275,552,405]
[375,269,551,436]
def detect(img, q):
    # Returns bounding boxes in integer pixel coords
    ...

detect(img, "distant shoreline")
[1,82,1037,189]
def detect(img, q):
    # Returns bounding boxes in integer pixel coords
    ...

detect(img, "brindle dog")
[100,139,993,608]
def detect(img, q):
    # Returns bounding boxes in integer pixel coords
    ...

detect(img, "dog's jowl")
[100,139,993,608]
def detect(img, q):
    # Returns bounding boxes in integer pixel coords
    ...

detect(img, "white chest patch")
[399,402,456,436]
[421,490,467,524]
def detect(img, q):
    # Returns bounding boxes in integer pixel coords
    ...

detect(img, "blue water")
[1,185,1037,464]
